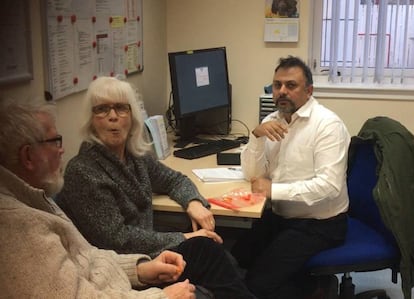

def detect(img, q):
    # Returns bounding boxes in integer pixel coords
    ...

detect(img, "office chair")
[305,137,401,299]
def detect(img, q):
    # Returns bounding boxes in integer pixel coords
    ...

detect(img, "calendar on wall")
[42,0,143,100]
[263,0,300,42]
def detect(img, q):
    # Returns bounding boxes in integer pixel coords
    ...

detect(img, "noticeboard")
[42,0,143,100]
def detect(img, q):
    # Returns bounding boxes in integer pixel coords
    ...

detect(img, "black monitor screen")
[168,47,231,140]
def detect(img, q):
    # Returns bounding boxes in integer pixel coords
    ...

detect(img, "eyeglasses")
[38,135,63,148]
[92,103,131,118]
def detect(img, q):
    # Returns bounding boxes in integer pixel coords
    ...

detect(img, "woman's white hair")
[80,76,151,156]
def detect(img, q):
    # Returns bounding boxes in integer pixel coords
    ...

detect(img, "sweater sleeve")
[57,157,187,257]
[144,155,210,209]
[0,207,168,299]
[107,251,150,288]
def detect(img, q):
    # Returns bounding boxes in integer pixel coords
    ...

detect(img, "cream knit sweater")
[0,165,167,299]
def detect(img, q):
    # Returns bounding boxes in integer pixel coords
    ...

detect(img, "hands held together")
[137,250,185,285]
[185,200,223,244]
[137,250,196,299]
[146,201,222,298]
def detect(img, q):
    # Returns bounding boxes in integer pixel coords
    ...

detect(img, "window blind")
[324,0,414,85]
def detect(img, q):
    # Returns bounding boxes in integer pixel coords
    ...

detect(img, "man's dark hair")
[275,56,313,86]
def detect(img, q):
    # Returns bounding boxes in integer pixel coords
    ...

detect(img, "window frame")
[308,0,414,101]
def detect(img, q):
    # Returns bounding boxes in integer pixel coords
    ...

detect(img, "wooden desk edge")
[152,196,266,218]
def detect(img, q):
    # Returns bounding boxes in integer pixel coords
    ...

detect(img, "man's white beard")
[42,166,64,197]
[43,174,64,197]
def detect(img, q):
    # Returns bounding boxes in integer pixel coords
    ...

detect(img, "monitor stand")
[174,136,214,148]
[174,116,194,148]
[174,116,215,148]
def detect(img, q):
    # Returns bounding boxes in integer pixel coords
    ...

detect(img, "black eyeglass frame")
[92,103,131,117]
[38,135,63,148]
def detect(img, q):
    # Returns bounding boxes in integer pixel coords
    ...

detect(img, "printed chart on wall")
[42,0,143,100]
[264,0,299,42]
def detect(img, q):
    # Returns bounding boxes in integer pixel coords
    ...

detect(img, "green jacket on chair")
[356,116,414,299]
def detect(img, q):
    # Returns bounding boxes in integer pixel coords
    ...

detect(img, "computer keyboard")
[173,139,241,160]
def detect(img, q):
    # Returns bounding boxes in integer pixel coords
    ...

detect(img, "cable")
[165,94,250,142]
[165,91,176,133]
[231,118,250,137]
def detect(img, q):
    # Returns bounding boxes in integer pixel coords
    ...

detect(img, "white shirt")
[241,96,350,219]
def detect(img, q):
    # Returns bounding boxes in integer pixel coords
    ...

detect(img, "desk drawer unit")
[259,94,276,123]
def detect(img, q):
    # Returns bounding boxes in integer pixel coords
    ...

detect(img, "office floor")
[350,270,412,299]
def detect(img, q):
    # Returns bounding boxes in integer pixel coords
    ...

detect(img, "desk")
[152,150,266,227]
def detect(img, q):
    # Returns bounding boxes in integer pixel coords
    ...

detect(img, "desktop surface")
[153,149,265,219]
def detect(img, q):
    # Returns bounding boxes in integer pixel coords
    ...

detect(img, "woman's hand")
[137,250,185,284]
[183,229,223,244]
[186,200,215,231]
[163,279,196,299]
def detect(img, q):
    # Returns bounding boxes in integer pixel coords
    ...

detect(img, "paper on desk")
[192,167,245,182]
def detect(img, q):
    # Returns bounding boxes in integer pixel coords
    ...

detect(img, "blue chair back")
[347,139,395,243]
[305,137,401,299]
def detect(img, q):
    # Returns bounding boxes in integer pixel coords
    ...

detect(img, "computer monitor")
[168,47,231,143]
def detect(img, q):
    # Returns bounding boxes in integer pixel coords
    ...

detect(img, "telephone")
[144,115,170,160]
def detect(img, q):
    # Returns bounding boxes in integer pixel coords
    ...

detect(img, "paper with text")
[192,167,245,182]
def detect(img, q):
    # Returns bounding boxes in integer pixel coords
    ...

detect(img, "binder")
[144,115,170,160]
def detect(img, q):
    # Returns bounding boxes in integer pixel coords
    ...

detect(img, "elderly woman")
[56,76,255,299]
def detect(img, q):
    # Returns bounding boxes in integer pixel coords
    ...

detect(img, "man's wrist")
[252,129,260,138]
[136,258,150,283]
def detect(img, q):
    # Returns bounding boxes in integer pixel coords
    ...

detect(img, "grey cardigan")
[56,141,209,257]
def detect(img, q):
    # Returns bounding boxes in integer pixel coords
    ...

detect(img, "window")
[310,0,414,88]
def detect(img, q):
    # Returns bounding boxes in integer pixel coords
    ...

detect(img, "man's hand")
[186,200,215,231]
[137,250,185,284]
[184,229,223,244]
[163,279,196,299]
[251,177,272,199]
[252,120,288,141]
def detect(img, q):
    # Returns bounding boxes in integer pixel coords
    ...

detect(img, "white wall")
[166,0,310,136]
[2,0,413,166]
[166,0,414,136]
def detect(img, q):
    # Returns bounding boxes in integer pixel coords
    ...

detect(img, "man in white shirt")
[231,56,350,299]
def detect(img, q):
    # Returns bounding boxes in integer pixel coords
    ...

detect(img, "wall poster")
[264,0,300,42]
[42,0,143,100]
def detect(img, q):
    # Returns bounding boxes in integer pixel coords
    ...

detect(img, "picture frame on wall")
[0,0,33,85]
